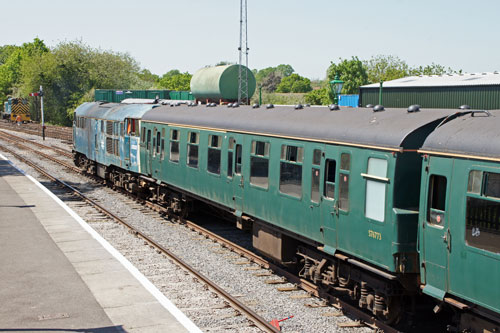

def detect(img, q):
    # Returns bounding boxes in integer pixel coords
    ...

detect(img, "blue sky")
[1,0,498,79]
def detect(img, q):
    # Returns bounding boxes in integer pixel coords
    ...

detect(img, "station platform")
[0,154,201,333]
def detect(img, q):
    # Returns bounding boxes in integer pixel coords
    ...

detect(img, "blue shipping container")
[339,94,359,107]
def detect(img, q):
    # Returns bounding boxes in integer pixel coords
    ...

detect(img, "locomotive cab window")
[207,134,222,175]
[280,145,303,198]
[466,170,500,254]
[170,129,179,162]
[250,140,270,189]
[364,157,388,222]
[427,175,447,226]
[187,131,199,168]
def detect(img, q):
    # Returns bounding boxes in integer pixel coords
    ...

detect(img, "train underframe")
[74,151,500,330]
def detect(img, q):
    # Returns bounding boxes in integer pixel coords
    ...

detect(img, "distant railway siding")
[0,120,72,142]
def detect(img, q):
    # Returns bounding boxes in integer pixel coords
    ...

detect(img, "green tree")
[18,40,142,125]
[364,55,410,83]
[275,64,294,77]
[260,71,282,93]
[158,71,192,91]
[0,38,49,109]
[327,56,368,95]
[409,63,461,76]
[305,88,330,105]
[276,74,312,93]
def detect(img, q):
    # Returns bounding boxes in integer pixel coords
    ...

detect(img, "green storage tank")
[190,64,256,102]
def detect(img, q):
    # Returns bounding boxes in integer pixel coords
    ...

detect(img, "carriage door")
[144,128,152,176]
[421,157,453,299]
[227,135,244,213]
[151,128,164,177]
[320,146,339,250]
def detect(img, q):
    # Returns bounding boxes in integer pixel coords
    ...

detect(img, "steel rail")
[0,129,73,158]
[0,144,280,333]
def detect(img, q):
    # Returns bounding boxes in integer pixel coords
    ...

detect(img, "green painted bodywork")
[190,65,256,101]
[419,156,500,313]
[140,122,427,274]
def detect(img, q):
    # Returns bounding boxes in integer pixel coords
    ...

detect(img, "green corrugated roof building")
[360,72,500,110]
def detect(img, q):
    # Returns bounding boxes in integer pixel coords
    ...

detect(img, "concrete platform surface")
[0,155,201,333]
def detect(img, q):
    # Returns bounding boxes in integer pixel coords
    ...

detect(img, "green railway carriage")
[418,110,500,331]
[138,104,465,320]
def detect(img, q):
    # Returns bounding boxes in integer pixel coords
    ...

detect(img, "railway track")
[0,129,402,332]
[0,142,279,333]
[0,119,73,142]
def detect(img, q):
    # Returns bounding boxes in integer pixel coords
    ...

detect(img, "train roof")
[141,104,465,151]
[74,102,157,120]
[420,109,500,160]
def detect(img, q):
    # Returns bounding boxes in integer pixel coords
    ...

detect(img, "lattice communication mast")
[238,0,249,105]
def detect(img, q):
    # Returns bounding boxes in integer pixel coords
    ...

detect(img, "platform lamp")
[329,74,344,105]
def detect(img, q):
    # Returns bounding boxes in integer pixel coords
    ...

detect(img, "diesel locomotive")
[73,101,500,331]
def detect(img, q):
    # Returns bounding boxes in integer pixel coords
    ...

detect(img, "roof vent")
[494,71,499,74]
[174,102,181,106]
[329,104,340,111]
[266,104,274,109]
[373,105,385,112]
[211,102,217,107]
[170,104,175,107]
[232,102,240,108]
[295,104,304,110]
[252,103,260,108]
[407,104,421,113]
[366,104,374,108]
[459,104,471,110]
[227,103,233,107]
[304,104,311,107]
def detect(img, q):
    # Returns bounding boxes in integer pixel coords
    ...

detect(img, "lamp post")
[329,74,344,105]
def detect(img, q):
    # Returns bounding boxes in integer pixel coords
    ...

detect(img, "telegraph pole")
[40,85,45,140]
[237,0,249,105]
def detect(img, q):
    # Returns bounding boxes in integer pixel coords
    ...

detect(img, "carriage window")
[207,134,222,175]
[187,131,199,168]
[227,137,235,178]
[169,129,179,162]
[324,159,336,199]
[311,149,322,203]
[146,130,151,150]
[466,171,500,254]
[250,140,270,188]
[235,144,242,175]
[485,172,500,199]
[156,131,161,155]
[120,122,124,136]
[339,153,351,211]
[161,139,165,160]
[467,170,482,194]
[365,158,388,222]
[313,149,321,166]
[141,127,146,142]
[101,120,105,133]
[427,175,447,225]
[280,144,303,198]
